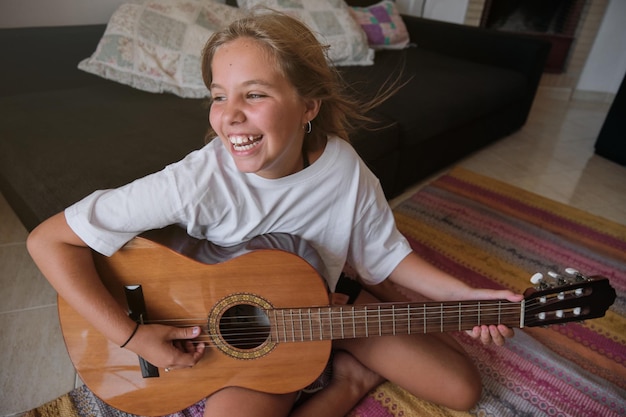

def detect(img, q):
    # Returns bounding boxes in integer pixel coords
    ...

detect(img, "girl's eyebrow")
[210,79,274,90]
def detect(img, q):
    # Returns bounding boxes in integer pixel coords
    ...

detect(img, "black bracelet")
[120,322,140,348]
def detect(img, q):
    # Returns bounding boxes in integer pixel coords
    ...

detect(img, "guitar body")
[58,228,331,416]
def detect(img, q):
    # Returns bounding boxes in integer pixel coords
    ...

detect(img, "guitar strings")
[137,295,564,327]
[145,301,527,327]
[134,301,546,349]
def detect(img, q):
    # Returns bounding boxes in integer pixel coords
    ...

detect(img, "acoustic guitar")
[58,225,616,416]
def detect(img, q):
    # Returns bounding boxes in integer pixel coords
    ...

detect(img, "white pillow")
[237,0,374,66]
[78,0,244,98]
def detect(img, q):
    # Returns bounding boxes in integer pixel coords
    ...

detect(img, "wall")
[396,0,468,24]
[576,0,626,97]
[0,0,228,27]
[0,0,127,28]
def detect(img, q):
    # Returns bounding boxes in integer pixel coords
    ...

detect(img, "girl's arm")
[388,252,523,345]
[27,212,204,369]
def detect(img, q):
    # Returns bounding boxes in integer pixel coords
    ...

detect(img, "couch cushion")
[340,46,528,146]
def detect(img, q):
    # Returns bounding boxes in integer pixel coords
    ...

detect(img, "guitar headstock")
[522,269,616,328]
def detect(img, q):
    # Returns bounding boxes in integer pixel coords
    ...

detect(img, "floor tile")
[0,306,75,416]
[0,243,57,314]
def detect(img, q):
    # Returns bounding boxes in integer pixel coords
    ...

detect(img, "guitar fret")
[378,306,382,336]
[406,304,411,334]
[364,306,369,337]
[274,310,280,342]
[289,309,294,341]
[328,307,333,340]
[318,307,323,340]
[392,305,396,335]
[352,306,356,338]
[423,304,427,333]
[281,310,287,342]
[477,301,481,326]
[340,307,345,339]
[289,309,294,342]
[299,309,304,341]
[458,302,462,331]
[308,308,313,341]
[440,303,444,333]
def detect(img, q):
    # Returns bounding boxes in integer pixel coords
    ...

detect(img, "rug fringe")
[20,394,78,417]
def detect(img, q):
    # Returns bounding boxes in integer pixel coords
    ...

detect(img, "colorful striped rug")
[24,168,625,417]
[348,167,626,417]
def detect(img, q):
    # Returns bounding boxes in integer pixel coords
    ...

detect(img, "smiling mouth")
[229,135,263,152]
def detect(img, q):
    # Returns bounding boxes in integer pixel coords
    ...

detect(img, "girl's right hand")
[125,324,206,371]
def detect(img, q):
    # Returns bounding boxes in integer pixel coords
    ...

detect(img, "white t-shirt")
[65,136,412,290]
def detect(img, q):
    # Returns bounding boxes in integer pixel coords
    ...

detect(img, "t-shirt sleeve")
[348,181,412,285]
[65,167,184,256]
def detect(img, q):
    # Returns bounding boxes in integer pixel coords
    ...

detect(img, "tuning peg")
[530,273,543,284]
[565,268,588,282]
[548,271,568,285]
[530,272,552,290]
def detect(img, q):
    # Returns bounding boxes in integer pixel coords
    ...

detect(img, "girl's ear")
[303,98,321,124]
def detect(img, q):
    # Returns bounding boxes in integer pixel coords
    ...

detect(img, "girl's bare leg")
[203,387,297,417]
[291,351,384,417]
[335,290,482,411]
[202,353,380,417]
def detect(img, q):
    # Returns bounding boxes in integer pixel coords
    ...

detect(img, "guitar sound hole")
[219,304,270,350]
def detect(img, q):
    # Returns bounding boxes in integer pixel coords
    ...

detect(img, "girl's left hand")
[463,288,524,346]
[467,324,515,346]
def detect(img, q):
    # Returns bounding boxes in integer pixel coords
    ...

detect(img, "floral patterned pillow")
[78,0,243,98]
[348,0,409,50]
[237,0,374,66]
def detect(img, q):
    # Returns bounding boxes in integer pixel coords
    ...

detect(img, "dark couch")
[0,2,549,232]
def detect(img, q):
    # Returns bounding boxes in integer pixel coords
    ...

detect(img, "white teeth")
[229,135,262,151]
[229,135,260,144]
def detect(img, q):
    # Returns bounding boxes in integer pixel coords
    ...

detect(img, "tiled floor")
[1,93,625,416]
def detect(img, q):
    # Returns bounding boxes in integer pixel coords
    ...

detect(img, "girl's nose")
[223,98,245,125]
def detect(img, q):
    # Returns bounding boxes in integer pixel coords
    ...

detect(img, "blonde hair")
[201,11,392,151]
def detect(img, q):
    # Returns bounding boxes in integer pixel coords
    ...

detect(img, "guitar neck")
[269,300,523,342]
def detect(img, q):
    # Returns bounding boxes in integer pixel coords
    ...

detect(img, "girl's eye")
[248,93,266,99]
[212,95,226,102]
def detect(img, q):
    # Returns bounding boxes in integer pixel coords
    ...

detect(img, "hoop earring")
[305,121,312,134]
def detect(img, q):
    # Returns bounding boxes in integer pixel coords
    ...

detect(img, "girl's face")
[209,37,319,179]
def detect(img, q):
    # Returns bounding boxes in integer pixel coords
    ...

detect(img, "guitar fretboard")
[269,301,522,342]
